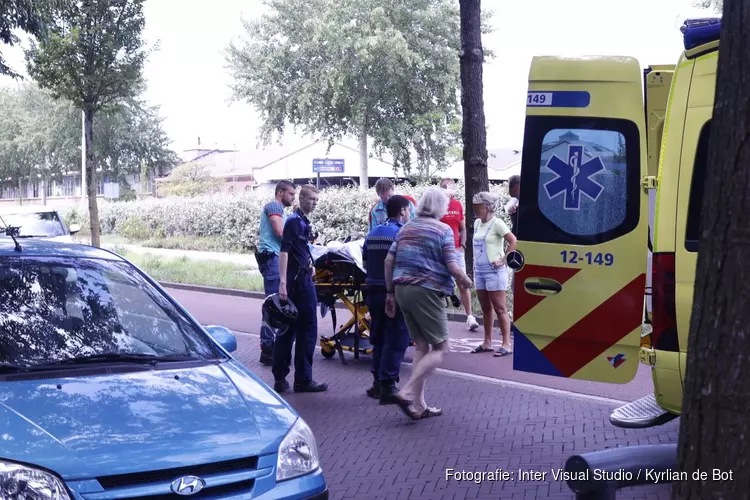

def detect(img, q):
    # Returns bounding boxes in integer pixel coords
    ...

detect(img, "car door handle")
[524,278,563,295]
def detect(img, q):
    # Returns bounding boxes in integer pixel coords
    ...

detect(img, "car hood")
[0,361,297,480]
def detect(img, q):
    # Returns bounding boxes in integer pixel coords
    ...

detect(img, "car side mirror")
[69,223,81,235]
[204,325,237,353]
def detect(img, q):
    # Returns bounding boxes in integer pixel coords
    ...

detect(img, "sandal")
[394,394,422,420]
[471,345,493,353]
[494,347,513,357]
[419,407,443,418]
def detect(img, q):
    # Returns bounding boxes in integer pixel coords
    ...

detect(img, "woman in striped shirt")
[384,188,473,420]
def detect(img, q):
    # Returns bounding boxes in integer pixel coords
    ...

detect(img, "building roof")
[442,148,522,181]
[167,137,524,185]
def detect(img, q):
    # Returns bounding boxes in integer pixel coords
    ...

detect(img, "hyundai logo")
[170,475,206,496]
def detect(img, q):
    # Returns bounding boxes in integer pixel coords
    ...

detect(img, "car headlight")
[0,460,70,499]
[276,417,320,482]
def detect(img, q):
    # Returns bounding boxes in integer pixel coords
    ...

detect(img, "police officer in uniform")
[274,185,328,393]
[363,195,412,404]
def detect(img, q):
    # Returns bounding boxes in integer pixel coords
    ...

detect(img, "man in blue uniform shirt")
[362,195,412,404]
[256,180,296,365]
[275,185,328,393]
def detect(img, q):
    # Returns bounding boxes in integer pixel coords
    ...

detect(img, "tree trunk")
[41,178,47,205]
[84,109,101,247]
[359,130,369,192]
[673,2,750,498]
[459,0,489,277]
[80,109,87,201]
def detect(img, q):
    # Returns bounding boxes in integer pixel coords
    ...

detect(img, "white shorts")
[474,264,509,292]
[453,249,467,290]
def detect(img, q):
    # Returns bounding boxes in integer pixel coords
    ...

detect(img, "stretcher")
[311,237,458,365]
[311,239,372,365]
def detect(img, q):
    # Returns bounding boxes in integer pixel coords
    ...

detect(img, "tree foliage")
[693,0,723,12]
[94,85,180,183]
[0,83,79,197]
[24,0,151,247]
[0,0,69,78]
[24,0,148,114]
[0,83,177,203]
[157,162,222,198]
[226,0,490,184]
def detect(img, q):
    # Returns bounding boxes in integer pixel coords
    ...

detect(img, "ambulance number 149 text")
[560,251,614,266]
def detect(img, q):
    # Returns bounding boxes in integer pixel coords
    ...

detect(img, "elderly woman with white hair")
[470,191,517,357]
[383,187,473,420]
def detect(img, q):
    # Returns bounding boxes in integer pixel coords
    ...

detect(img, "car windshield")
[0,256,222,368]
[0,212,66,237]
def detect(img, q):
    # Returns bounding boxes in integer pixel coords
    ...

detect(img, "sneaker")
[466,315,479,331]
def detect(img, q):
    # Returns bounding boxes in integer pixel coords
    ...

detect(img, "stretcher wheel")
[320,342,336,359]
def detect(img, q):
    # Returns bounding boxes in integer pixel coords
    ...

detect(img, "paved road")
[167,287,655,403]
[226,330,677,499]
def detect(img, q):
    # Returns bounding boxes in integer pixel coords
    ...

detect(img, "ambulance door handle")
[524,278,562,295]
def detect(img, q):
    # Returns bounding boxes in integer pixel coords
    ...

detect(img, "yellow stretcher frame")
[313,266,373,365]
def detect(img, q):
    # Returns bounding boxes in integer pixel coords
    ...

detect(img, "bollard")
[564,444,677,500]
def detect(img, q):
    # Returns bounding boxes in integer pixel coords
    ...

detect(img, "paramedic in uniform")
[274,185,328,393]
[368,177,417,231]
[362,195,412,404]
[256,180,296,365]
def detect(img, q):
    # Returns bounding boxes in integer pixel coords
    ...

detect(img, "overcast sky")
[0,0,715,154]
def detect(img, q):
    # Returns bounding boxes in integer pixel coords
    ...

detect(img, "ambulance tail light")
[650,252,678,351]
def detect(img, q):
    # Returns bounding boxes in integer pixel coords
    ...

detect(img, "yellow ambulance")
[508,17,720,429]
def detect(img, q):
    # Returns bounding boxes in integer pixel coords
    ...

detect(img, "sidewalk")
[101,242,259,270]
[233,334,678,499]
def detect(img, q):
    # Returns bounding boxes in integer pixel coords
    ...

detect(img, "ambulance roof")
[681,17,721,51]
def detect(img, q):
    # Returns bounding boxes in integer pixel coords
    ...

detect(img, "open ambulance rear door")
[509,56,649,384]
[642,64,675,332]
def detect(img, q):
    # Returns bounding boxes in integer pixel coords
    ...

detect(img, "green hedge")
[62,180,513,253]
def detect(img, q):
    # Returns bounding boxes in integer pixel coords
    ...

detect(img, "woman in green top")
[470,192,517,357]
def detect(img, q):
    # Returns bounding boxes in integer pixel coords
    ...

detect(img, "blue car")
[0,237,327,499]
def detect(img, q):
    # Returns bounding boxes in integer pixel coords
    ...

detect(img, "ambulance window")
[685,120,711,252]
[519,116,640,245]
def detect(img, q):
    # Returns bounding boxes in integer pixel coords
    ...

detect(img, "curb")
[160,281,502,328]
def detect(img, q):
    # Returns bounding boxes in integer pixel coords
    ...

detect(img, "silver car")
[0,206,81,243]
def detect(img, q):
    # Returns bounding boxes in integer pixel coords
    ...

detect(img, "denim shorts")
[474,264,509,292]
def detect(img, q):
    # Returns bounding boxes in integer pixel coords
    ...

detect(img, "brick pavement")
[233,334,679,500]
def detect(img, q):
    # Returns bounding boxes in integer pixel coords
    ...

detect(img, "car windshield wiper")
[15,235,51,238]
[30,353,197,369]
